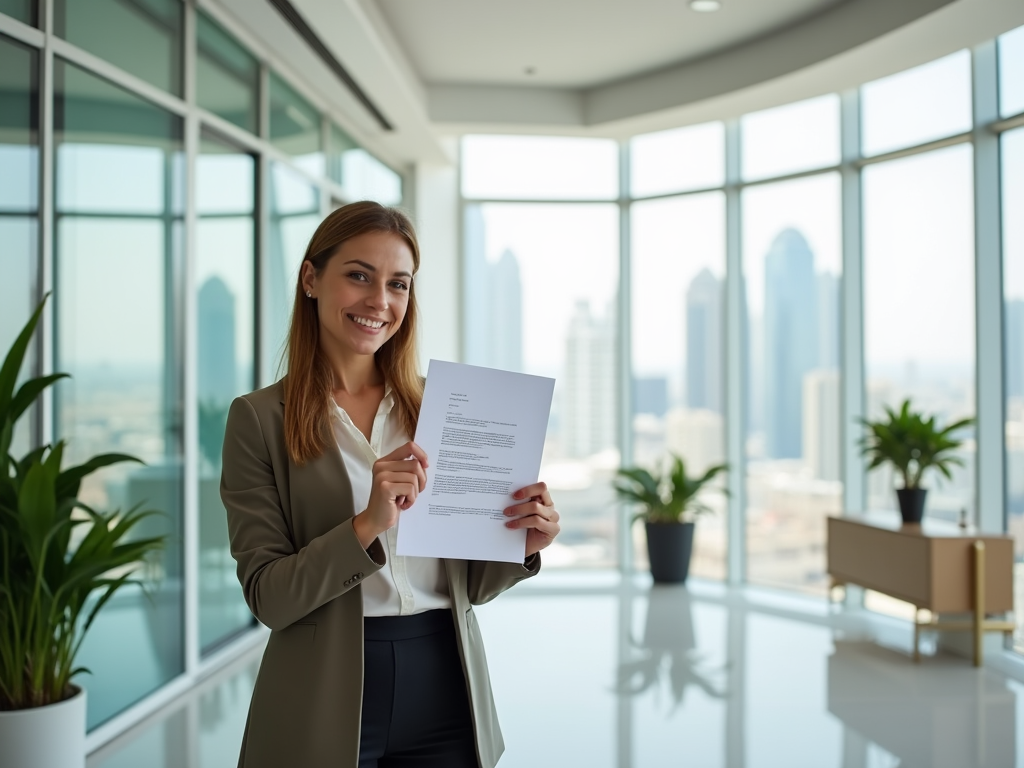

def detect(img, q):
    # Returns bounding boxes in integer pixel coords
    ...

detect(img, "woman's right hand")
[352,441,429,549]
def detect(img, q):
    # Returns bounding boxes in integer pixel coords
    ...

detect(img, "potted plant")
[613,455,727,583]
[858,398,974,524]
[0,299,165,768]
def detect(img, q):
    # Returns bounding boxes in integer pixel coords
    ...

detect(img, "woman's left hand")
[504,482,560,558]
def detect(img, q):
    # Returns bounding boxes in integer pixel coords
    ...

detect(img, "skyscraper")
[198,276,237,407]
[487,249,523,372]
[764,228,818,459]
[563,300,616,458]
[803,369,840,481]
[686,268,723,413]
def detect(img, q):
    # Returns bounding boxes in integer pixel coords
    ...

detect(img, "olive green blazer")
[220,381,540,768]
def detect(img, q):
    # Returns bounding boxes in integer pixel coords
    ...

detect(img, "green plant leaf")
[56,453,142,501]
[9,374,69,425]
[0,295,48,419]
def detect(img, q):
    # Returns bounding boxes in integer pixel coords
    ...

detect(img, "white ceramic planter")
[0,686,86,768]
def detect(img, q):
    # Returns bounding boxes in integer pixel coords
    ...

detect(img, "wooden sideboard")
[827,515,1015,665]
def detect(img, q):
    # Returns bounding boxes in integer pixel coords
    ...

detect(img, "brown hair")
[283,201,423,465]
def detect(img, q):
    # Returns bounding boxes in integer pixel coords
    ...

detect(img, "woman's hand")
[352,441,429,549]
[504,481,560,558]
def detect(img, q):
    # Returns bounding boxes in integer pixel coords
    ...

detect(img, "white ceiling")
[374,0,844,88]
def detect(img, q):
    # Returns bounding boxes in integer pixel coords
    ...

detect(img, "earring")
[306,291,312,298]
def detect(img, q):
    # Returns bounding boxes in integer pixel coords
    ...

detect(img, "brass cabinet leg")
[974,540,986,668]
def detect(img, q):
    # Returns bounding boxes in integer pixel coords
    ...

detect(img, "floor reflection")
[88,572,1024,768]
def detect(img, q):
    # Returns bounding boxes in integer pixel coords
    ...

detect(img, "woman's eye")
[348,272,368,282]
[390,281,409,291]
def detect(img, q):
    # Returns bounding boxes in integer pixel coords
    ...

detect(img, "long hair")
[284,201,423,465]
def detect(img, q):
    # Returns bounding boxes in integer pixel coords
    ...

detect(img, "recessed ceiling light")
[689,0,721,11]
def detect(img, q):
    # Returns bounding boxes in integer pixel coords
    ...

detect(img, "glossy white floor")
[87,571,1024,768]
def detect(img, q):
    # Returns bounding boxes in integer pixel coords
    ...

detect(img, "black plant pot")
[896,488,927,523]
[645,521,695,584]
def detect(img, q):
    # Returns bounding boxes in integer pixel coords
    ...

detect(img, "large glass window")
[269,71,324,177]
[54,60,185,728]
[863,145,975,522]
[327,122,358,188]
[861,51,972,157]
[196,11,259,134]
[0,0,36,25]
[1001,25,1024,118]
[1003,127,1024,650]
[0,34,39,457]
[54,0,183,96]
[342,149,403,206]
[461,136,618,200]
[743,173,842,594]
[264,161,320,383]
[630,122,724,197]
[631,193,727,579]
[464,202,620,566]
[196,132,256,653]
[741,95,840,181]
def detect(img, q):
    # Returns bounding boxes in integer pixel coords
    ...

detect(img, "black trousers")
[359,610,478,768]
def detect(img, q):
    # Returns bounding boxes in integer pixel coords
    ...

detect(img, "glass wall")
[1,0,405,736]
[860,51,972,156]
[0,0,34,25]
[743,174,842,593]
[54,0,184,96]
[630,193,727,580]
[1004,127,1024,650]
[264,161,321,382]
[196,132,256,652]
[464,201,621,566]
[54,59,185,728]
[862,146,976,523]
[0,33,38,456]
[269,71,324,177]
[196,11,259,134]
[998,24,1024,119]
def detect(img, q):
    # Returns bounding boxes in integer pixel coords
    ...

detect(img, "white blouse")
[331,388,451,617]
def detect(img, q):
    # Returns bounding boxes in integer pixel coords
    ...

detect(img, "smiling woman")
[219,201,559,768]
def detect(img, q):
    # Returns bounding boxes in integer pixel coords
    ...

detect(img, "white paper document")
[396,360,555,563]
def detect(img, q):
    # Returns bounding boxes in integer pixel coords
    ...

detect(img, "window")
[269,71,324,177]
[863,145,975,522]
[861,51,972,157]
[1000,25,1024,118]
[464,202,620,566]
[630,122,724,197]
[342,149,403,206]
[263,162,321,383]
[196,132,256,653]
[462,135,618,200]
[743,173,842,594]
[0,34,39,457]
[327,122,358,188]
[741,95,840,181]
[0,0,36,25]
[54,0,183,96]
[631,193,727,579]
[54,60,185,728]
[196,11,259,134]
[1003,127,1024,650]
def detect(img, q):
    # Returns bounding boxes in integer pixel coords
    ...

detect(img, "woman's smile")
[347,313,388,333]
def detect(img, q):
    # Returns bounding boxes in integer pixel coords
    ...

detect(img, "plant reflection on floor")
[615,586,727,711]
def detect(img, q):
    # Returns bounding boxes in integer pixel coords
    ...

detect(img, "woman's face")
[302,231,415,360]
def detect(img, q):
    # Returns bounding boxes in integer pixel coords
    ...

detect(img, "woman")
[220,201,560,768]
